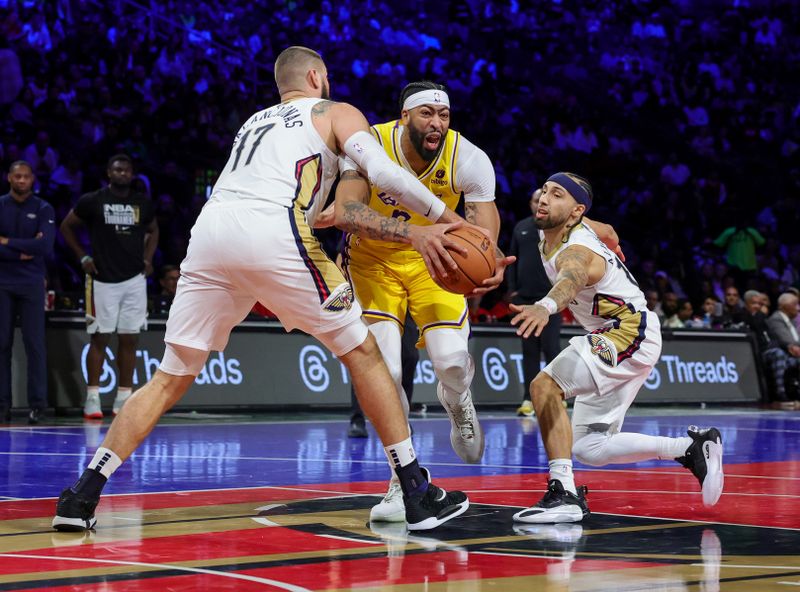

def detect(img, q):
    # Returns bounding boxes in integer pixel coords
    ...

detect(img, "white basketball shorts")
[164,200,367,357]
[542,310,662,436]
[85,273,147,334]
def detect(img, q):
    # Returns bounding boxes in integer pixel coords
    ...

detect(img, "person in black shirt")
[507,189,562,416]
[60,154,158,419]
[0,161,55,424]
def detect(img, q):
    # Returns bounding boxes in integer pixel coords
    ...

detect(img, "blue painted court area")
[1,407,798,499]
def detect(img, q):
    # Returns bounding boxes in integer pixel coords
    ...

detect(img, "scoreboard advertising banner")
[12,320,762,408]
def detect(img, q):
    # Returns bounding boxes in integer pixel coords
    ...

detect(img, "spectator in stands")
[742,290,800,409]
[713,222,765,284]
[767,292,800,358]
[701,296,724,328]
[721,286,746,327]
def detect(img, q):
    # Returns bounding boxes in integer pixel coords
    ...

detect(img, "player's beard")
[321,79,330,100]
[534,210,571,230]
[407,123,442,162]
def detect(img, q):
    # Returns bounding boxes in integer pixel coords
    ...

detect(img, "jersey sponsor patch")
[322,284,354,312]
[587,334,618,367]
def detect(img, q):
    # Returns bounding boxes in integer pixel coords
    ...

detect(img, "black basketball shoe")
[52,489,99,532]
[676,425,724,506]
[404,482,469,531]
[513,479,590,523]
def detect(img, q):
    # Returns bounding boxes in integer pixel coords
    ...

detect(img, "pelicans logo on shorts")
[323,284,354,312]
[587,334,618,368]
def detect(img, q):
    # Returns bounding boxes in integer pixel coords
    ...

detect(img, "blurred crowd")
[1,0,799,324]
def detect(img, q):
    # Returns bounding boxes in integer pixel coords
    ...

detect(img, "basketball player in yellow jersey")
[342,81,511,523]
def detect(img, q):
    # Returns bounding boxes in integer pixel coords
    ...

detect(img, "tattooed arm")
[509,245,601,338]
[333,170,464,280]
[465,202,500,242]
[463,200,516,297]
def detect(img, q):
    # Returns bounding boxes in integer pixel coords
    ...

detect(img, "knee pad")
[426,327,473,394]
[160,343,209,376]
[573,432,609,467]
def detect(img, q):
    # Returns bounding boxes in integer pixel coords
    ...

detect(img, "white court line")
[472,550,565,560]
[691,563,800,571]
[778,582,800,586]
[464,489,800,499]
[0,429,95,437]
[317,534,383,545]
[0,553,312,591]
[0,451,796,483]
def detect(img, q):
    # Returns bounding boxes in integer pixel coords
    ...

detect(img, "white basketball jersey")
[211,98,338,225]
[540,223,649,332]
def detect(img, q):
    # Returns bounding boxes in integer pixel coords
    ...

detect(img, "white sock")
[611,433,692,461]
[549,458,577,495]
[384,436,416,469]
[582,433,693,464]
[116,387,132,399]
[87,446,122,479]
[87,386,99,399]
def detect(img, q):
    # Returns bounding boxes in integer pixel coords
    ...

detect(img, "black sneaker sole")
[52,515,97,532]
[407,498,469,531]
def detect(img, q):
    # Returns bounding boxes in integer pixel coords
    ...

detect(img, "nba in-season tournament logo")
[103,203,139,226]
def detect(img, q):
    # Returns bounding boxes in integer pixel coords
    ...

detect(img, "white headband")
[402,89,450,111]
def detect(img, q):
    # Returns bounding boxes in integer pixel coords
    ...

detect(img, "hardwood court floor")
[1,407,798,590]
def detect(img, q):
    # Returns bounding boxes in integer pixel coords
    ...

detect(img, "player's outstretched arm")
[333,170,464,279]
[509,245,596,338]
[328,102,461,224]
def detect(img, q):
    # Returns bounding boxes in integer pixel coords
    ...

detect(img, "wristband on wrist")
[80,255,93,264]
[535,296,558,315]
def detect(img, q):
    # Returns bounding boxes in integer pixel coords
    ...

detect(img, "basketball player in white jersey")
[509,172,724,523]
[53,46,475,533]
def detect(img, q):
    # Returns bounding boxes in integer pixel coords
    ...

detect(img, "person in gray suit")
[766,292,800,406]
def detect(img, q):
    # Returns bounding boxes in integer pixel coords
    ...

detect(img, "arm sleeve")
[6,202,56,256]
[712,227,734,247]
[455,138,496,203]
[746,227,766,246]
[341,131,446,221]
[0,245,21,260]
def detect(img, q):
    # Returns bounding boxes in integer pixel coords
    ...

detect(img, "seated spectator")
[767,292,800,356]
[742,290,799,409]
[149,264,179,316]
[721,286,747,327]
[661,292,682,328]
[700,296,725,328]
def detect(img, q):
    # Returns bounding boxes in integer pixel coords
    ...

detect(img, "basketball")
[437,227,497,295]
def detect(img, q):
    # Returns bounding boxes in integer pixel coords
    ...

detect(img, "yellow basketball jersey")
[348,120,462,254]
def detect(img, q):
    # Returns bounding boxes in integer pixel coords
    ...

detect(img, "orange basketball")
[437,227,497,295]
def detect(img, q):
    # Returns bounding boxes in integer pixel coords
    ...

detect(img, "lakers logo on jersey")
[322,284,354,312]
[587,334,618,368]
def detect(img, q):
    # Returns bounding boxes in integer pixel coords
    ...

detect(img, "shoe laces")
[383,481,403,503]
[448,400,475,440]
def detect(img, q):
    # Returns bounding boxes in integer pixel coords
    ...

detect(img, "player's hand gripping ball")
[438,227,497,295]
